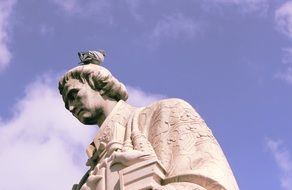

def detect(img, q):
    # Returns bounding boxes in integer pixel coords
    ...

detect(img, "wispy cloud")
[0,73,164,190]
[51,0,78,13]
[274,2,292,85]
[0,0,16,70]
[275,48,292,85]
[50,0,110,17]
[266,138,292,190]
[275,67,292,85]
[275,1,292,39]
[282,48,292,65]
[124,0,143,21]
[149,13,203,48]
[40,24,54,36]
[202,0,269,14]
[50,0,145,21]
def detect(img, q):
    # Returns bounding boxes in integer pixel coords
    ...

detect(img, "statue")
[58,50,239,190]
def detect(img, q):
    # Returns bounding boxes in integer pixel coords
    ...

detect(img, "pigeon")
[78,50,106,65]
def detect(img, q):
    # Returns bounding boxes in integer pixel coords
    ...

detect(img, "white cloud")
[0,75,97,190]
[127,86,166,107]
[0,73,164,190]
[266,138,292,190]
[275,1,292,39]
[0,0,16,70]
[149,13,202,47]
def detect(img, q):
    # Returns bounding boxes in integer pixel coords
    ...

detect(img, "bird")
[78,50,106,65]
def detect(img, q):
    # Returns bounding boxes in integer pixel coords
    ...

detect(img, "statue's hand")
[109,150,155,167]
[79,167,103,190]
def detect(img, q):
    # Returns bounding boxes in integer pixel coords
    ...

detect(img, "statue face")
[62,79,105,125]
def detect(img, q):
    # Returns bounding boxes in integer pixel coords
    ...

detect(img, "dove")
[78,50,106,65]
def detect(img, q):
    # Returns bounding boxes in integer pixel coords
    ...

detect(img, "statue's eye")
[67,89,78,101]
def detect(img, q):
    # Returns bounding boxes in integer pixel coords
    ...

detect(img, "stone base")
[119,158,166,190]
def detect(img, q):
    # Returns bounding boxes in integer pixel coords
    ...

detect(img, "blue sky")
[0,0,292,189]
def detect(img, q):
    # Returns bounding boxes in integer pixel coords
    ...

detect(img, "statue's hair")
[58,64,128,101]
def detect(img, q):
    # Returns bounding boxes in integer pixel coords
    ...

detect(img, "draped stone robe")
[76,99,239,190]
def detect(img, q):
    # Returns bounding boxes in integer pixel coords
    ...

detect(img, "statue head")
[58,64,128,125]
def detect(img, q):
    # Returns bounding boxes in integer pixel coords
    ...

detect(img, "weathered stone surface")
[59,51,239,190]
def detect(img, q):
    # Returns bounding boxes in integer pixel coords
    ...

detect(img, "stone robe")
[76,99,239,190]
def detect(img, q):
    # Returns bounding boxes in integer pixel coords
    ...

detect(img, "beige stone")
[59,53,239,190]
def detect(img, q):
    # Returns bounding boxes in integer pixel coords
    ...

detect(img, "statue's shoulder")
[137,98,205,136]
[138,98,203,129]
[145,98,194,110]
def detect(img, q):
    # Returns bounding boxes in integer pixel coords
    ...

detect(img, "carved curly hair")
[58,64,128,101]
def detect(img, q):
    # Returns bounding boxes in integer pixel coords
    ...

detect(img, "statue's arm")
[148,99,238,190]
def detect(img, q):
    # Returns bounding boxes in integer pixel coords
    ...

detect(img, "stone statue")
[58,50,239,190]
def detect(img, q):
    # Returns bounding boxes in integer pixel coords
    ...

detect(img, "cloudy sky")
[0,0,292,189]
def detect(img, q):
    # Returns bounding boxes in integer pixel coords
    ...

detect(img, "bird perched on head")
[78,50,106,65]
